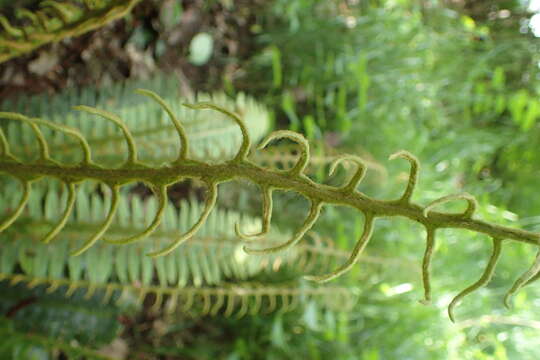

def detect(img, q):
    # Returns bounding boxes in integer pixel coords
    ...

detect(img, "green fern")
[0,274,357,318]
[0,275,351,359]
[0,186,296,287]
[1,88,540,322]
[0,79,358,323]
[0,185,360,282]
[0,0,140,63]
[0,179,359,315]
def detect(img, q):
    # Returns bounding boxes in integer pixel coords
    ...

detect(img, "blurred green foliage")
[0,283,123,359]
[233,0,540,359]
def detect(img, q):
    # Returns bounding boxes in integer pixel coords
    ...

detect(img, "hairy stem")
[2,160,538,246]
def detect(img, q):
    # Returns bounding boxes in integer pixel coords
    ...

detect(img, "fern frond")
[0,0,141,63]
[2,75,270,165]
[1,91,540,322]
[0,190,292,287]
[1,185,363,289]
[0,273,357,318]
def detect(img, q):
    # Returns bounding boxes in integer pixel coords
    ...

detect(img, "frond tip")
[328,154,367,191]
[419,227,436,305]
[235,185,273,240]
[504,248,540,309]
[257,130,310,176]
[389,150,419,203]
[448,238,503,322]
[423,193,477,219]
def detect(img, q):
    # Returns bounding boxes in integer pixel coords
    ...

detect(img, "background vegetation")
[1,0,540,359]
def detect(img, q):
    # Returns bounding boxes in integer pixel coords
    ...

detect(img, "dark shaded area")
[0,0,266,101]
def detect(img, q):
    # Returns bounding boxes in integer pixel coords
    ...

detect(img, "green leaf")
[303,115,316,140]
[115,246,128,284]
[509,90,529,125]
[494,94,506,115]
[141,243,154,285]
[155,254,167,286]
[177,248,189,287]
[44,188,58,221]
[48,240,66,279]
[165,248,177,284]
[188,247,202,287]
[68,249,83,281]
